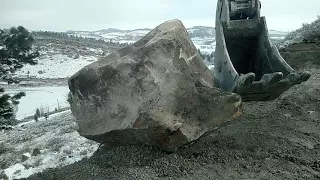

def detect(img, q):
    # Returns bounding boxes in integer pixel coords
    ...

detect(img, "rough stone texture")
[22,153,31,162]
[68,19,242,152]
[32,148,41,156]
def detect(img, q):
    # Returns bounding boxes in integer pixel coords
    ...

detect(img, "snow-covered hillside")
[67,27,217,55]
[269,30,288,39]
[67,27,287,54]
[15,53,97,79]
[11,26,287,80]
[1,110,98,180]
[67,27,287,42]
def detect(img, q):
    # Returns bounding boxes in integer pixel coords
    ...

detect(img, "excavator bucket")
[214,0,311,101]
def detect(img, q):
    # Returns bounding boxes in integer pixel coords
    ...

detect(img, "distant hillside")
[65,26,286,55]
[66,28,152,44]
[187,26,215,38]
[282,16,320,46]
[12,26,288,79]
[31,31,129,59]
[65,26,215,44]
[14,31,129,79]
[278,16,320,68]
[32,31,128,54]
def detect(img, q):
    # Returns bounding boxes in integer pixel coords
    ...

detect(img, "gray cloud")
[0,0,319,31]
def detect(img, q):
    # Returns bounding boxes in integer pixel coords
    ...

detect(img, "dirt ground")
[280,41,320,68]
[23,45,320,180]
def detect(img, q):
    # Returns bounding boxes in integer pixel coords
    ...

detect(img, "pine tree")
[34,113,39,122]
[0,26,39,122]
[36,108,41,117]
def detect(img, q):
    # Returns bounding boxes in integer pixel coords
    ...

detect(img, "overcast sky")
[0,0,319,32]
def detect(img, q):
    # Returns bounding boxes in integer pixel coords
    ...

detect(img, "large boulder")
[68,19,242,152]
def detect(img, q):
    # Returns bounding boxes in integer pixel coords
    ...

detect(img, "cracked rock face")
[68,19,242,152]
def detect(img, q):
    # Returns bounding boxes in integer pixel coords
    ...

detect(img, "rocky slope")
[22,66,320,180]
[20,40,320,180]
[0,111,98,180]
[280,41,320,68]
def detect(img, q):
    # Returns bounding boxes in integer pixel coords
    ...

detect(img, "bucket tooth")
[261,72,283,85]
[238,73,255,87]
[301,71,311,82]
[286,71,312,85]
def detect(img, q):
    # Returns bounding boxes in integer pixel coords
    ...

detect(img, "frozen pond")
[5,86,70,120]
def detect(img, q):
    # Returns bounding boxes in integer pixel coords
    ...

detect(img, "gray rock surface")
[32,148,41,156]
[68,19,242,152]
[22,153,31,162]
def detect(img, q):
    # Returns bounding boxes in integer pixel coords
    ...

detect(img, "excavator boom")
[214,0,310,101]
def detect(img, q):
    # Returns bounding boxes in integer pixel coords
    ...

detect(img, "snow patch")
[5,86,70,120]
[15,54,97,79]
[2,111,99,180]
